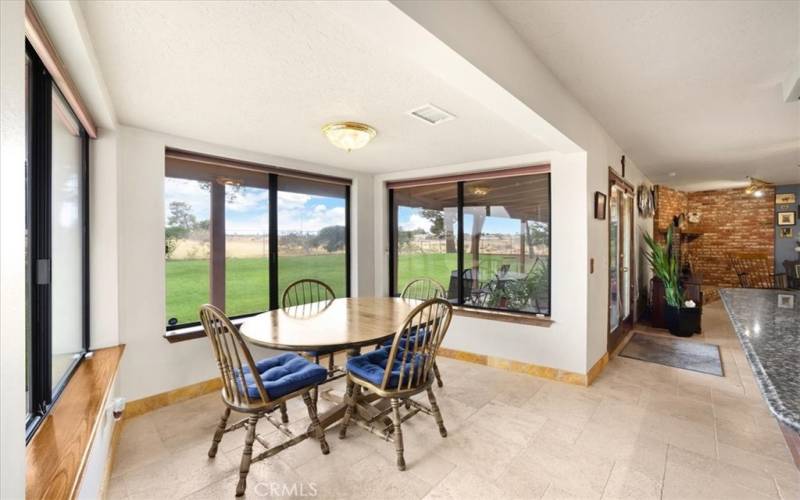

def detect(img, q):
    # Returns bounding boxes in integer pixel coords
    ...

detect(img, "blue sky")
[165,179,345,234]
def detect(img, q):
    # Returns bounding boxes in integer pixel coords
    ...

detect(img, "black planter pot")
[665,304,696,337]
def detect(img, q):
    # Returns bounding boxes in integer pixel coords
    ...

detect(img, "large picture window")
[26,43,90,438]
[389,168,550,316]
[164,151,350,330]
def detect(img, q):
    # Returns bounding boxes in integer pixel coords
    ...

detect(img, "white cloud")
[225,187,269,212]
[164,178,211,221]
[400,213,433,232]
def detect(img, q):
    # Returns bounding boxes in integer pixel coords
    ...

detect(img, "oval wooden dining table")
[239,297,422,429]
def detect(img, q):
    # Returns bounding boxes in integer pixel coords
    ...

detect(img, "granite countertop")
[720,288,800,432]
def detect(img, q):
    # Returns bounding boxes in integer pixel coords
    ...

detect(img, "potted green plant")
[643,226,691,336]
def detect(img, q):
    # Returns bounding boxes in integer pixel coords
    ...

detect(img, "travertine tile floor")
[108,302,799,499]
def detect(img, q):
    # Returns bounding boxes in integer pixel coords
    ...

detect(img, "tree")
[167,201,197,234]
[311,225,346,252]
[420,209,444,237]
[420,208,457,253]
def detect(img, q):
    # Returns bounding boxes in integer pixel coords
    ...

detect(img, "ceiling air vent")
[407,104,455,125]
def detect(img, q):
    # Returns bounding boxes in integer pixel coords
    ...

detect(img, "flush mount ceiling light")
[322,122,376,152]
[744,176,771,197]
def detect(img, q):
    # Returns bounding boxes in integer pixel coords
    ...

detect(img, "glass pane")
[164,177,211,326]
[392,184,458,299]
[278,177,347,303]
[622,193,632,319]
[225,183,269,317]
[50,88,84,389]
[461,174,550,314]
[609,187,621,331]
[25,54,33,411]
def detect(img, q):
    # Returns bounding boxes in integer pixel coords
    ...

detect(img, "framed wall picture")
[775,193,796,204]
[777,211,796,226]
[594,191,607,220]
[780,227,793,238]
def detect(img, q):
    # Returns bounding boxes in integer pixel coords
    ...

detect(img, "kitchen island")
[720,288,800,469]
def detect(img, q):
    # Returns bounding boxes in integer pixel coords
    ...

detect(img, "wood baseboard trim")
[125,378,222,419]
[586,353,609,385]
[438,347,608,386]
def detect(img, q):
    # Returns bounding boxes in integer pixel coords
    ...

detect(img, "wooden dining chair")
[401,277,446,301]
[399,278,446,388]
[282,278,346,408]
[281,279,342,373]
[728,253,786,289]
[281,278,336,308]
[339,298,454,471]
[200,304,330,497]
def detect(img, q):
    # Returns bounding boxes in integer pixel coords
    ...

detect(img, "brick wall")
[654,186,687,237]
[686,187,775,301]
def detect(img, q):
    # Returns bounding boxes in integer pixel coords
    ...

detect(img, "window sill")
[26,345,125,499]
[452,306,554,327]
[164,324,206,343]
[164,321,241,343]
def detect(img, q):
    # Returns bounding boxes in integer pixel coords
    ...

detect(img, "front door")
[608,172,634,352]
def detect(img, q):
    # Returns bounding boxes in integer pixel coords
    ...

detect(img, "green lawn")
[166,252,530,326]
[166,254,347,325]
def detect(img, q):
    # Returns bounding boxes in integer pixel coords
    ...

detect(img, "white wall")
[392,0,654,372]
[90,129,121,349]
[0,1,27,498]
[114,126,375,401]
[77,380,118,500]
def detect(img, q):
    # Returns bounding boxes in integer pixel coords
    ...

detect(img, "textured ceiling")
[78,1,549,173]
[493,0,800,190]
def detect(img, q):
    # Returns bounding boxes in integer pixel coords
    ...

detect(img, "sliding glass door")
[608,172,634,351]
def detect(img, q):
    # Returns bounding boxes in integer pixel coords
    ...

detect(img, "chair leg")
[390,398,406,471]
[302,392,330,455]
[328,352,335,375]
[279,402,289,424]
[208,407,231,458]
[426,387,447,438]
[433,361,444,388]
[338,378,357,439]
[236,415,259,497]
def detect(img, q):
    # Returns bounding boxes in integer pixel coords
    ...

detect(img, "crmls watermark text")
[253,482,319,497]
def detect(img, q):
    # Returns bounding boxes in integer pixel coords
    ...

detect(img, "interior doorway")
[608,169,635,353]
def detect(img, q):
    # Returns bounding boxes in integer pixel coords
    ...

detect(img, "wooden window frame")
[388,165,552,318]
[164,150,352,334]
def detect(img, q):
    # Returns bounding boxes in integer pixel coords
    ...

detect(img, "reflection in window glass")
[461,174,550,314]
[278,177,347,302]
[225,184,269,317]
[391,184,458,298]
[50,88,85,389]
[164,177,210,326]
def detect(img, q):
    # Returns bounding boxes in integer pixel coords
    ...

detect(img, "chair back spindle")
[200,304,270,407]
[401,278,446,301]
[728,253,781,289]
[282,279,336,308]
[382,298,453,392]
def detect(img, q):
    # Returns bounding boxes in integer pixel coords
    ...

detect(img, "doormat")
[620,333,723,377]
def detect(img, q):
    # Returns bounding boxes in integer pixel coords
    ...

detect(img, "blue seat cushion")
[238,352,327,400]
[347,348,425,388]
[381,328,428,349]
